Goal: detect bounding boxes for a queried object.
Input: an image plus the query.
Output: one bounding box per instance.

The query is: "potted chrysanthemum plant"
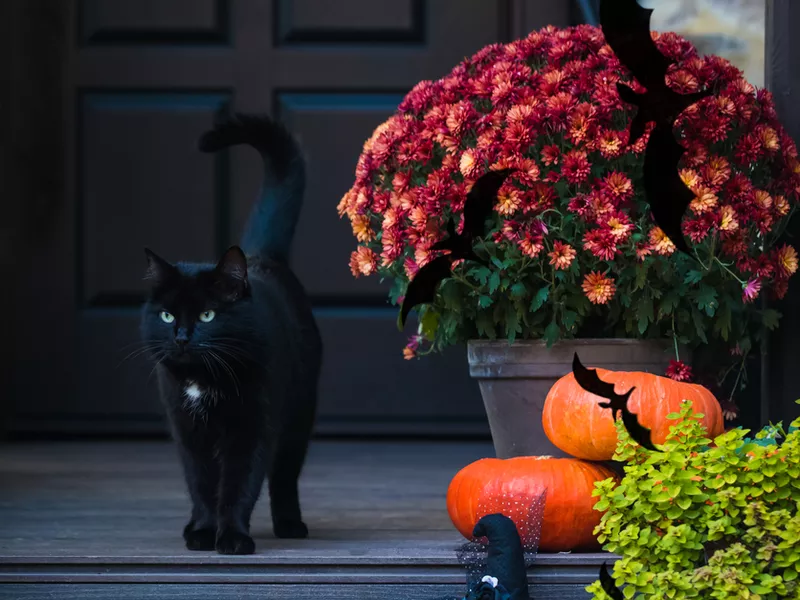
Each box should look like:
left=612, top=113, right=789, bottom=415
left=337, top=25, right=800, bottom=457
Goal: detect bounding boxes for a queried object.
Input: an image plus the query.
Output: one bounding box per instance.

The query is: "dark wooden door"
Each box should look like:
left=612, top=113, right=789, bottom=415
left=8, top=0, right=569, bottom=436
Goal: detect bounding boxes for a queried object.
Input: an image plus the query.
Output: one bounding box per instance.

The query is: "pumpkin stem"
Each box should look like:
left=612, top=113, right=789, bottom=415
left=472, top=513, right=530, bottom=600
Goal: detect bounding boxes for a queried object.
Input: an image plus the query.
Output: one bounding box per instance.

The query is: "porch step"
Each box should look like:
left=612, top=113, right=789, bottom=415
left=0, top=549, right=612, bottom=599
left=0, top=441, right=617, bottom=599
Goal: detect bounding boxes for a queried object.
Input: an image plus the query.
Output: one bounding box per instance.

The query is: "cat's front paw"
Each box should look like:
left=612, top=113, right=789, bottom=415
left=273, top=519, right=308, bottom=539
left=215, top=529, right=255, bottom=555
left=183, top=520, right=216, bottom=551
left=184, top=527, right=216, bottom=551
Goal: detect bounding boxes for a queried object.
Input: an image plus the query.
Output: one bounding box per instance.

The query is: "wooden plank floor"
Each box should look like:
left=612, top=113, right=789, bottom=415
left=0, top=441, right=609, bottom=599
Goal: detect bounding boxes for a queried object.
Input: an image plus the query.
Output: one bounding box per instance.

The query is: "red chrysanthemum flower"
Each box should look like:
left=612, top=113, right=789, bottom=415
left=666, top=360, right=693, bottom=382
left=562, top=150, right=591, bottom=184
left=583, top=228, right=618, bottom=261
left=596, top=129, right=624, bottom=158
left=601, top=172, right=634, bottom=204
left=540, top=145, right=560, bottom=166
left=734, top=133, right=763, bottom=166
left=339, top=23, right=800, bottom=368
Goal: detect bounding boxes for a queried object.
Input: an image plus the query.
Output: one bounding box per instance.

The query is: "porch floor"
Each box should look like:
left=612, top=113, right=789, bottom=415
left=0, top=440, right=608, bottom=599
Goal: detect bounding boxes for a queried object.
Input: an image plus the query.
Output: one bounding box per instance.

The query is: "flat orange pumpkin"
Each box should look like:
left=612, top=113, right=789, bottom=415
left=543, top=369, right=724, bottom=461
left=446, top=456, right=617, bottom=552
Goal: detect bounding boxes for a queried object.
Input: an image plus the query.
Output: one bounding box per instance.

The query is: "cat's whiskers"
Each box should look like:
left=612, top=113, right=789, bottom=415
left=207, top=349, right=241, bottom=398
left=117, top=341, right=164, bottom=369
left=208, top=344, right=253, bottom=367
left=146, top=350, right=169, bottom=384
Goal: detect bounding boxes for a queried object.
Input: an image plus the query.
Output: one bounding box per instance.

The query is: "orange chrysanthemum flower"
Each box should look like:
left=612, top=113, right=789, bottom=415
left=409, top=206, right=428, bottom=230
left=349, top=246, right=378, bottom=277
left=715, top=96, right=736, bottom=117
left=382, top=207, right=400, bottom=229
left=519, top=234, right=544, bottom=258
left=775, top=195, right=790, bottom=217
left=719, top=205, right=739, bottom=232
left=459, top=149, right=480, bottom=177
left=757, top=126, right=780, bottom=152
left=667, top=69, right=700, bottom=93
left=597, top=130, right=623, bottom=158
left=690, top=187, right=718, bottom=214
left=635, top=244, right=652, bottom=261
left=649, top=227, right=676, bottom=256
left=497, top=187, right=523, bottom=216
left=351, top=214, right=374, bottom=242
left=506, top=104, right=535, bottom=125
left=603, top=172, right=633, bottom=200
left=702, top=156, right=731, bottom=188
left=396, top=190, right=417, bottom=211
left=548, top=241, right=576, bottom=270
left=776, top=244, right=799, bottom=277
left=337, top=189, right=356, bottom=218
left=754, top=190, right=773, bottom=210
left=606, top=216, right=632, bottom=240
left=362, top=119, right=392, bottom=153
left=582, top=271, right=616, bottom=305
left=679, top=168, right=701, bottom=192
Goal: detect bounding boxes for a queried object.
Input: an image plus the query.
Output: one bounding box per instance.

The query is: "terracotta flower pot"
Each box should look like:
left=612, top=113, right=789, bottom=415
left=467, top=339, right=677, bottom=458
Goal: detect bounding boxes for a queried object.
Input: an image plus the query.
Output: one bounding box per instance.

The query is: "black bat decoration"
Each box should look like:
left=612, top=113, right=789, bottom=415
left=397, top=169, right=514, bottom=329
left=572, top=353, right=661, bottom=452
left=599, top=562, right=624, bottom=600
left=599, top=0, right=712, bottom=255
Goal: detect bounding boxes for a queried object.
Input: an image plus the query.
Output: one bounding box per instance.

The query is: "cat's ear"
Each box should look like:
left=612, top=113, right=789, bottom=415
left=213, top=246, right=248, bottom=300
left=144, top=248, right=177, bottom=285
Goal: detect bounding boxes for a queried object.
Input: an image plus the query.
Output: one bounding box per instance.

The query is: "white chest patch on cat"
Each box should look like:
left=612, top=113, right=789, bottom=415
left=183, top=381, right=205, bottom=403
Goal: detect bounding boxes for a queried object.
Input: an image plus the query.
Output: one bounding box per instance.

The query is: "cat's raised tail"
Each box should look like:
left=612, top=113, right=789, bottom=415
left=199, top=113, right=306, bottom=264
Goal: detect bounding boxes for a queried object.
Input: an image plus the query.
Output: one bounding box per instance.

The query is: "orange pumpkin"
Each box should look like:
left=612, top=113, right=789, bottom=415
left=447, top=456, right=618, bottom=552
left=543, top=369, right=724, bottom=461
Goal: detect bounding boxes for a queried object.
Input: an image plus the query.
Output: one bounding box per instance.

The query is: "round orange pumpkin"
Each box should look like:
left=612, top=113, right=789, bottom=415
left=543, top=369, right=724, bottom=461
left=447, top=456, right=617, bottom=552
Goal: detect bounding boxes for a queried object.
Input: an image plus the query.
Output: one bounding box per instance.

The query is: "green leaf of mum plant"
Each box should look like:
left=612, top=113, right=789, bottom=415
left=587, top=400, right=800, bottom=600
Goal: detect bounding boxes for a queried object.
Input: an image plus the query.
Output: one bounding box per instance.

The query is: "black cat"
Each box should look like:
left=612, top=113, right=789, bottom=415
left=140, top=114, right=322, bottom=555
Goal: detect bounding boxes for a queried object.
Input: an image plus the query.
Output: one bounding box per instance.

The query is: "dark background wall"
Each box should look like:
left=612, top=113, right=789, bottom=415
left=2, top=0, right=797, bottom=440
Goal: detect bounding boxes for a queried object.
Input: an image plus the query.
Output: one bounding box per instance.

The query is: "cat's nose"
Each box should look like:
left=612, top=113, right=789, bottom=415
left=174, top=330, right=190, bottom=350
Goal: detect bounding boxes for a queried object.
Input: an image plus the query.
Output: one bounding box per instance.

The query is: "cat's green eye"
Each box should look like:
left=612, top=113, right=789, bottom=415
left=199, top=310, right=216, bottom=323
left=160, top=311, right=175, bottom=324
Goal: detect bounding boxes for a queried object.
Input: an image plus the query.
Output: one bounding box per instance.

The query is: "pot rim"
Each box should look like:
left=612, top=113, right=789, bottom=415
left=467, top=338, right=672, bottom=347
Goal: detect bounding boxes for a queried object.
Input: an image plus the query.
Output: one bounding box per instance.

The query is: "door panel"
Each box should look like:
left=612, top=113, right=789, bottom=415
left=79, top=0, right=229, bottom=46
left=276, top=92, right=404, bottom=299
left=80, top=92, right=230, bottom=304
left=11, top=0, right=570, bottom=435
left=275, top=0, right=424, bottom=43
